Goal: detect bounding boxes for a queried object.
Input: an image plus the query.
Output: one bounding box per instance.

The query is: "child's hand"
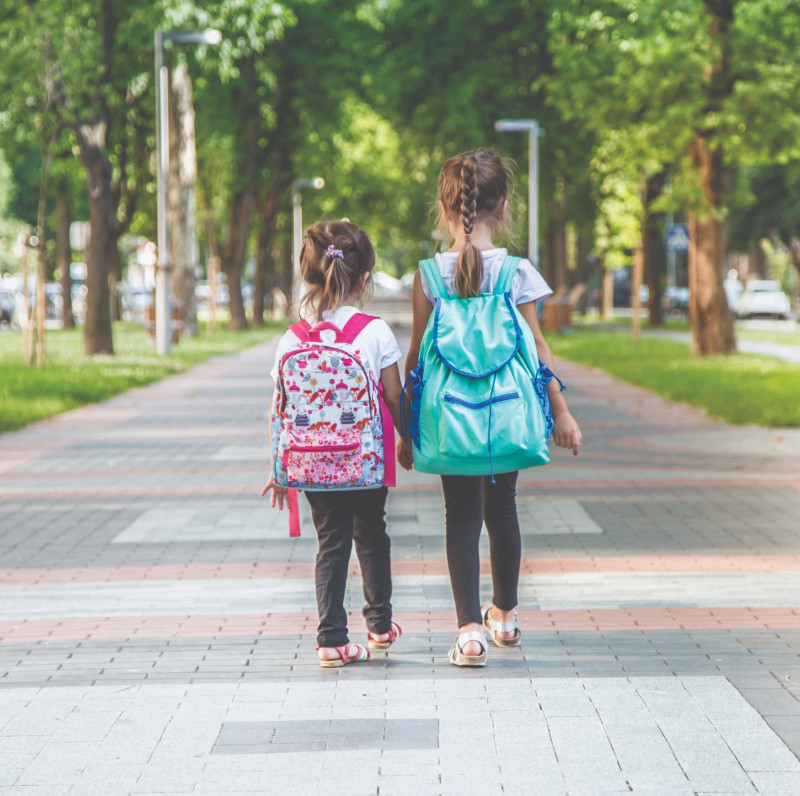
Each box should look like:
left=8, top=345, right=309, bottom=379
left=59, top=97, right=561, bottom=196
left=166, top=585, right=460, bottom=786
left=396, top=438, right=414, bottom=471
left=552, top=413, right=582, bottom=456
left=260, top=474, right=289, bottom=509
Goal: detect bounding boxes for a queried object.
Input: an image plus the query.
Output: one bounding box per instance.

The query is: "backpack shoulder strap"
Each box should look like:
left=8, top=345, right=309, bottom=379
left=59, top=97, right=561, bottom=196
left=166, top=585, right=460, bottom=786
left=341, top=313, right=378, bottom=343
left=494, top=255, right=521, bottom=295
left=419, top=258, right=450, bottom=300
left=288, top=320, right=312, bottom=341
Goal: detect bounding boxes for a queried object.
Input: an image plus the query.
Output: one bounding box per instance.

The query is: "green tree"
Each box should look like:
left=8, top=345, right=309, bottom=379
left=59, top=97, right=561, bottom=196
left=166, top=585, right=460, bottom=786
left=546, top=0, right=800, bottom=354
left=374, top=0, right=596, bottom=288
left=1, top=0, right=156, bottom=355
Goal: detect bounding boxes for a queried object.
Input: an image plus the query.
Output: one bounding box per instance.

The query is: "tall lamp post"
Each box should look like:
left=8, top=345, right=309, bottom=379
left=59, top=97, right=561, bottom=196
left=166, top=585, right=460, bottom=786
left=495, top=119, right=543, bottom=269
left=291, top=177, right=324, bottom=306
left=155, top=28, right=222, bottom=355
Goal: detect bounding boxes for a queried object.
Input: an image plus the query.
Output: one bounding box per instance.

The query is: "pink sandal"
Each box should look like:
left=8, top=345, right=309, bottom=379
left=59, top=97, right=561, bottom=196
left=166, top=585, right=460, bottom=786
left=317, top=642, right=370, bottom=668
left=367, top=621, right=402, bottom=651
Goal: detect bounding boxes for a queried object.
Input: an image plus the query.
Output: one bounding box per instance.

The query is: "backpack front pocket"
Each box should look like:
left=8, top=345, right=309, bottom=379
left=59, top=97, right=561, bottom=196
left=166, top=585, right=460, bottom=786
left=283, top=428, right=363, bottom=487
left=439, top=390, right=529, bottom=459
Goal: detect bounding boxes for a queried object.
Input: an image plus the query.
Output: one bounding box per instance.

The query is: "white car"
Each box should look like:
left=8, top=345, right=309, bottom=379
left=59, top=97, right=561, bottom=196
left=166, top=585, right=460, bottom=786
left=735, top=280, right=791, bottom=320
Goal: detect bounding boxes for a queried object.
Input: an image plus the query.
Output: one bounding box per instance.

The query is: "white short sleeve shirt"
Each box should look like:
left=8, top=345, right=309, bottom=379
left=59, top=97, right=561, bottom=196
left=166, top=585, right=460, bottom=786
left=269, top=305, right=402, bottom=385
left=419, top=248, right=552, bottom=305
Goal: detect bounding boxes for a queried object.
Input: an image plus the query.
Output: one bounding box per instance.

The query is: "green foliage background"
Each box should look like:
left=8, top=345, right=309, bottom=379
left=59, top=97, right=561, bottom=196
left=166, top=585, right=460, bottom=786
left=1, top=0, right=799, bottom=288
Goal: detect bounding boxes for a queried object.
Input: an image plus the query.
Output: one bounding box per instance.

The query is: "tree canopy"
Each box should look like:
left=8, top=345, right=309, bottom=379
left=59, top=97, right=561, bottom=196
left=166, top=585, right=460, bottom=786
left=2, top=0, right=800, bottom=355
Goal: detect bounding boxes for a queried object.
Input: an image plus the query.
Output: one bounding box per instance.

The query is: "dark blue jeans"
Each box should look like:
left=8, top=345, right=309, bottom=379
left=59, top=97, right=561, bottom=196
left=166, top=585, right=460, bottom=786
left=305, top=487, right=393, bottom=648
left=441, top=472, right=521, bottom=627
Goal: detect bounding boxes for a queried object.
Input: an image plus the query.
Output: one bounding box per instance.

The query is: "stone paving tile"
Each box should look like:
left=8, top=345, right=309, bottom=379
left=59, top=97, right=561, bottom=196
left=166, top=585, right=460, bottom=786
left=1, top=325, right=799, bottom=792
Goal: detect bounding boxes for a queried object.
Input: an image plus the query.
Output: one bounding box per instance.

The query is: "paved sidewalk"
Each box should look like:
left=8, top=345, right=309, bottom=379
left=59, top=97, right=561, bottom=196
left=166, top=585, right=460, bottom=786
left=639, top=326, right=800, bottom=364
left=1, top=318, right=799, bottom=795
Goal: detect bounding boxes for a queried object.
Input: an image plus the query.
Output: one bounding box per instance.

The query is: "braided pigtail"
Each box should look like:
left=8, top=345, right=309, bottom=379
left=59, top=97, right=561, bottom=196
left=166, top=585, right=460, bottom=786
left=454, top=155, right=483, bottom=298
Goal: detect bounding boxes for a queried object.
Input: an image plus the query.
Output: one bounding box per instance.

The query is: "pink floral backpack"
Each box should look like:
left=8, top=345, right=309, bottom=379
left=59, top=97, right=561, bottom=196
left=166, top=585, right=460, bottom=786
left=270, top=314, right=396, bottom=535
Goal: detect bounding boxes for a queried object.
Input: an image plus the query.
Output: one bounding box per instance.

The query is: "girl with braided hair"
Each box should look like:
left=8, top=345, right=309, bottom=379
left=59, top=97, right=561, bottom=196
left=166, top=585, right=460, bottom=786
left=262, top=220, right=404, bottom=667
left=399, top=150, right=582, bottom=666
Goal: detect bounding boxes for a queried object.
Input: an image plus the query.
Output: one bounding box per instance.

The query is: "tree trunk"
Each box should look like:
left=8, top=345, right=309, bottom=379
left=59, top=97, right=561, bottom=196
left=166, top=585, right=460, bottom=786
left=169, top=63, right=199, bottom=337
left=220, top=56, right=258, bottom=331
left=644, top=218, right=666, bottom=327
left=108, top=241, right=122, bottom=323
left=632, top=243, right=644, bottom=342
left=687, top=139, right=736, bottom=355
left=80, top=127, right=115, bottom=355
left=544, top=185, right=569, bottom=290
left=575, top=230, right=590, bottom=286
left=253, top=228, right=273, bottom=325
left=601, top=265, right=613, bottom=320
left=222, top=191, right=251, bottom=330
left=643, top=172, right=667, bottom=327
left=687, top=0, right=737, bottom=355
left=751, top=242, right=769, bottom=278
left=253, top=177, right=286, bottom=325
left=281, top=237, right=293, bottom=311
left=56, top=191, right=74, bottom=329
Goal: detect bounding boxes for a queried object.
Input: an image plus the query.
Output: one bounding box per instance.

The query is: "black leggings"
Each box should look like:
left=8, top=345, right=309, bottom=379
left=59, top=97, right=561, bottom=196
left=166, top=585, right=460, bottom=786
left=304, top=487, right=393, bottom=648
left=441, top=472, right=521, bottom=627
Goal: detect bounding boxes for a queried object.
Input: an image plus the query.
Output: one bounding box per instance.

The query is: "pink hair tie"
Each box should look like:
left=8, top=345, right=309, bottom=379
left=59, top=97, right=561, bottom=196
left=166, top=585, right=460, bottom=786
left=327, top=245, right=344, bottom=260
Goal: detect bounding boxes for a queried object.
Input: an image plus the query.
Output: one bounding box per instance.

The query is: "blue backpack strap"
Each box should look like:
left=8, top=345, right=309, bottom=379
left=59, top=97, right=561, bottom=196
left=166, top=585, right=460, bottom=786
left=494, top=255, right=521, bottom=296
left=419, top=258, right=450, bottom=299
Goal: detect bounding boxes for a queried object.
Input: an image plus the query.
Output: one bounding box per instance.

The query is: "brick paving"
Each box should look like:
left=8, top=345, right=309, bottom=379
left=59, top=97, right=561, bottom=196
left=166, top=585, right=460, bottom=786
left=0, top=314, right=799, bottom=794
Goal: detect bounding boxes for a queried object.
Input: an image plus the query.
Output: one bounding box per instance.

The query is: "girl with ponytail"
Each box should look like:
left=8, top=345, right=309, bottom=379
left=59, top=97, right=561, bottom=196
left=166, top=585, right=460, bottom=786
left=400, top=150, right=582, bottom=667
left=263, top=220, right=405, bottom=667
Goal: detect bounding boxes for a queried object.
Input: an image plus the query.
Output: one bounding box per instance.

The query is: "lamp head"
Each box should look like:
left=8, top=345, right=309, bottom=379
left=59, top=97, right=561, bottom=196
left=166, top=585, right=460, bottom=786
left=163, top=29, right=223, bottom=46
left=495, top=119, right=540, bottom=132
left=292, top=178, right=325, bottom=191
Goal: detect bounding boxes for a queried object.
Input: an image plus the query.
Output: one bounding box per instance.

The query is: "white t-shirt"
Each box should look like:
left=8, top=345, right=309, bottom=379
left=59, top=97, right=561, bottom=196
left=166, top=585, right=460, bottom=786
left=269, top=305, right=402, bottom=385
left=420, top=248, right=552, bottom=305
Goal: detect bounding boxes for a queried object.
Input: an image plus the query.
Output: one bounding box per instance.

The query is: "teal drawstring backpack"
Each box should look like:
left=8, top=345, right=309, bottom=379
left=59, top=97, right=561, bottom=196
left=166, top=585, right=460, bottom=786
left=401, top=255, right=563, bottom=480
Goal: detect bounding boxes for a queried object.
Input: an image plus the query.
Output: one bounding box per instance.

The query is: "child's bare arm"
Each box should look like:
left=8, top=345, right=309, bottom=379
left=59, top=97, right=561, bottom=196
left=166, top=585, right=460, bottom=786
left=261, top=388, right=290, bottom=507
left=380, top=363, right=403, bottom=433
left=516, top=301, right=582, bottom=456
left=404, top=270, right=434, bottom=381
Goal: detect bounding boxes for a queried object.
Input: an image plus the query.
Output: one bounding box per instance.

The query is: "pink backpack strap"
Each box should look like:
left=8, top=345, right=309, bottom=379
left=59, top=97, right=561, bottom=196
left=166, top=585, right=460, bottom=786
left=341, top=313, right=378, bottom=343
left=288, top=320, right=312, bottom=341
left=340, top=312, right=396, bottom=487
left=287, top=489, right=301, bottom=538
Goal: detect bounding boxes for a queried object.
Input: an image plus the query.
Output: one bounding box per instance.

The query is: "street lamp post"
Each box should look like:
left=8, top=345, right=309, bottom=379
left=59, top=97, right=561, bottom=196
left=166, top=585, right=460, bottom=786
left=291, top=178, right=324, bottom=306
left=495, top=119, right=543, bottom=269
left=154, top=28, right=222, bottom=355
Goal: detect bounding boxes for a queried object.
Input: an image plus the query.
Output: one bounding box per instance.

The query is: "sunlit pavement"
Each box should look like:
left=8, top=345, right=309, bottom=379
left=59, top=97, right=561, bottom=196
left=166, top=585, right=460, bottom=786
left=0, top=311, right=799, bottom=794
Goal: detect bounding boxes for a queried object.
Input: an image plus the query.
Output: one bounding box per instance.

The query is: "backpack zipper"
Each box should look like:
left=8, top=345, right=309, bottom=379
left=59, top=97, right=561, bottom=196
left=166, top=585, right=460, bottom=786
left=289, top=443, right=359, bottom=453
left=279, top=343, right=374, bottom=412
left=443, top=391, right=519, bottom=409
left=282, top=442, right=359, bottom=468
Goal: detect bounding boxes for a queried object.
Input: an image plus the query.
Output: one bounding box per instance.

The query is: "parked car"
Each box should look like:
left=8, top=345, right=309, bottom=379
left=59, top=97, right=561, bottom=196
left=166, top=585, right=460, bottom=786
left=735, top=280, right=791, bottom=320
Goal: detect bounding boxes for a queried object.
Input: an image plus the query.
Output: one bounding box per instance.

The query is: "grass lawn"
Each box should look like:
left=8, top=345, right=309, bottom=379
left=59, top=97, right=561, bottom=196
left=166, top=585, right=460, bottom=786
left=548, top=327, right=800, bottom=428
left=0, top=321, right=282, bottom=434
